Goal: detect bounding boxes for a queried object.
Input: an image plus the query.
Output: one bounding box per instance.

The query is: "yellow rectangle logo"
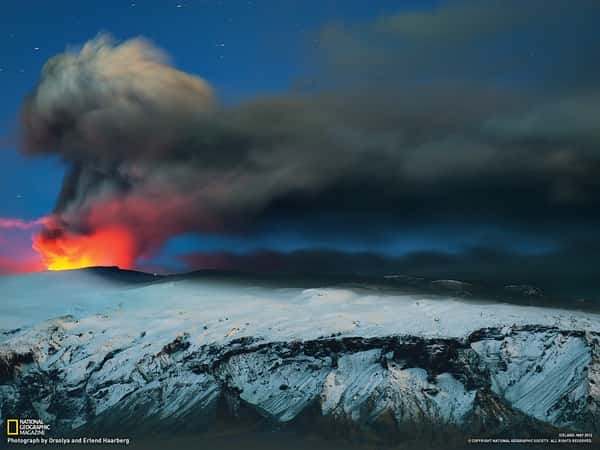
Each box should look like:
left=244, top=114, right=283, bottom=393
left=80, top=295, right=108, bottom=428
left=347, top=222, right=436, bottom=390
left=7, top=419, right=19, bottom=436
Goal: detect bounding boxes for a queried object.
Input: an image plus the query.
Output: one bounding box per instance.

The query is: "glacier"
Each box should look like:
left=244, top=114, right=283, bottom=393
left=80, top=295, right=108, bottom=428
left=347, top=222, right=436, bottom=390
left=1, top=268, right=599, bottom=446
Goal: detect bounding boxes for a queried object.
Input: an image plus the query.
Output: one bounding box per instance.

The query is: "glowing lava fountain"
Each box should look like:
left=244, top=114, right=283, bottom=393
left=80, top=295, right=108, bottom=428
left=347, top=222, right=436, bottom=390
left=33, top=226, right=136, bottom=271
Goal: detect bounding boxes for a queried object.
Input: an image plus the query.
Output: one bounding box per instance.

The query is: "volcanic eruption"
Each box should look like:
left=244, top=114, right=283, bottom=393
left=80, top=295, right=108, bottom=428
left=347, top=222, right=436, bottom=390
left=4, top=21, right=600, bottom=274
left=32, top=225, right=135, bottom=271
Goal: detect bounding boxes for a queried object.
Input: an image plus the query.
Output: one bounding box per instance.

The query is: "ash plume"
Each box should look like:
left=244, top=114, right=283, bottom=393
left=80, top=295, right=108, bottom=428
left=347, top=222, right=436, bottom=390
left=19, top=0, right=600, bottom=266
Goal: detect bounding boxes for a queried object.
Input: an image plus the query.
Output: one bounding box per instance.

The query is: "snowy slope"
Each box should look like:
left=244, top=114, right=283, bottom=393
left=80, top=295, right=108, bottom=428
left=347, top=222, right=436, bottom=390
left=1, top=269, right=599, bottom=443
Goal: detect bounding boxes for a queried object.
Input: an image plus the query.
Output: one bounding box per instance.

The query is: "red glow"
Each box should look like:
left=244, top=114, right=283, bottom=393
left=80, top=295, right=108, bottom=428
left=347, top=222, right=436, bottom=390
left=33, top=226, right=136, bottom=271
left=0, top=256, right=45, bottom=275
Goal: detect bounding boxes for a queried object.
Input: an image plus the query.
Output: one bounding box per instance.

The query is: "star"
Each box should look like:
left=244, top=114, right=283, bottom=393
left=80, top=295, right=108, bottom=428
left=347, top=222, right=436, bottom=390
left=34, top=47, right=40, bottom=51
left=216, top=43, right=225, bottom=47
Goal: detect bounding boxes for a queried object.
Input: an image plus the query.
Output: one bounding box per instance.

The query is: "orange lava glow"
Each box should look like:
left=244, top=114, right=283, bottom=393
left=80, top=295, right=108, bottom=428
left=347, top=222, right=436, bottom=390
left=33, top=226, right=136, bottom=271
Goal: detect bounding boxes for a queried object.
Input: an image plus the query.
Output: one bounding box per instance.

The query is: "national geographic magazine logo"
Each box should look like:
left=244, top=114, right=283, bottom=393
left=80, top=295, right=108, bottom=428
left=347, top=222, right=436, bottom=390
left=7, top=419, right=19, bottom=436
left=5, top=419, right=50, bottom=437
left=5, top=418, right=131, bottom=446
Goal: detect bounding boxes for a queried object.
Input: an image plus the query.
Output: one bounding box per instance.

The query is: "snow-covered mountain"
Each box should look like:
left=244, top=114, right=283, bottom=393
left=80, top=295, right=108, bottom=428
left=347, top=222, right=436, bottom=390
left=1, top=268, right=599, bottom=447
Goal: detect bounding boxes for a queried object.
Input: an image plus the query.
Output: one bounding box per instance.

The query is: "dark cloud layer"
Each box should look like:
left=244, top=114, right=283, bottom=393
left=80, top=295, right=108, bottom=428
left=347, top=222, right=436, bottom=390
left=20, top=1, right=600, bottom=267
left=180, top=242, right=600, bottom=302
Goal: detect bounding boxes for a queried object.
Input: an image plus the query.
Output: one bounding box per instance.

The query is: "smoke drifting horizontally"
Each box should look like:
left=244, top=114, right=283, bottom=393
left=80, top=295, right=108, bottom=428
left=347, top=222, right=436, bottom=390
left=16, top=0, right=600, bottom=271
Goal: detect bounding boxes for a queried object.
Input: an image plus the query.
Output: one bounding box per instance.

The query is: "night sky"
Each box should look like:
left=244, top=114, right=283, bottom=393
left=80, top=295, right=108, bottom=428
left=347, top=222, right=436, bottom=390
left=1, top=0, right=599, bottom=294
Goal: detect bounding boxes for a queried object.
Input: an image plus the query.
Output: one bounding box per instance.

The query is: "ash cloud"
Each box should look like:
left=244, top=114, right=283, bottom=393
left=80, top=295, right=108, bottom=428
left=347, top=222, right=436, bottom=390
left=20, top=0, right=600, bottom=263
